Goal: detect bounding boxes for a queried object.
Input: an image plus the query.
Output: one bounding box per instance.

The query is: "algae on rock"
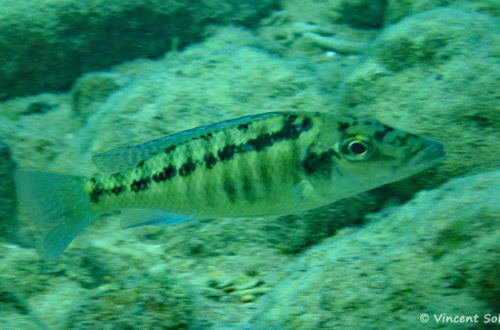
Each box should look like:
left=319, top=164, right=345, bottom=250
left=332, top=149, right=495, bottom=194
left=250, top=170, right=500, bottom=328
left=385, top=0, right=500, bottom=24
left=0, top=0, right=277, bottom=100
left=67, top=272, right=193, bottom=329
left=0, top=140, right=16, bottom=241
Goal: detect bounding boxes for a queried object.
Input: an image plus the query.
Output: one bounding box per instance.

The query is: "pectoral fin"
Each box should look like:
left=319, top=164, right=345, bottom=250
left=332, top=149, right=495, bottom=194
left=118, top=208, right=199, bottom=229
left=294, top=178, right=317, bottom=201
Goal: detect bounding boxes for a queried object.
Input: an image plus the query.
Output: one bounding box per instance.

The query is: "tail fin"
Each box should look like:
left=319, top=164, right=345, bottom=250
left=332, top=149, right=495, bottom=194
left=15, top=169, right=97, bottom=259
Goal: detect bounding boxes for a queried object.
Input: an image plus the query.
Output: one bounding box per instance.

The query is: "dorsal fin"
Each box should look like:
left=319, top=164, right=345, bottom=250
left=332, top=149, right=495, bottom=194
left=91, top=112, right=281, bottom=173
left=92, top=135, right=175, bottom=173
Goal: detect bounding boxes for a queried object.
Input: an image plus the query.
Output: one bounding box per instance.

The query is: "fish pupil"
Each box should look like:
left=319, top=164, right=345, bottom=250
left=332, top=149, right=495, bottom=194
left=349, top=141, right=367, bottom=155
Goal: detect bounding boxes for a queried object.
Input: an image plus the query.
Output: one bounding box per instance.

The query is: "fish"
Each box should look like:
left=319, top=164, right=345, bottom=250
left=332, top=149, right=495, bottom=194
left=16, top=111, right=445, bottom=259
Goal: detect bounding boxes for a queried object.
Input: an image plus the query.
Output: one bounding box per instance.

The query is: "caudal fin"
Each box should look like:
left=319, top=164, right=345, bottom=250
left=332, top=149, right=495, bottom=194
left=15, top=169, right=97, bottom=259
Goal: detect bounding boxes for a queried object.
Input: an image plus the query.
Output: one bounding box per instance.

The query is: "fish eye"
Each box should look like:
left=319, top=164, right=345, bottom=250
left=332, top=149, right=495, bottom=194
left=341, top=137, right=372, bottom=161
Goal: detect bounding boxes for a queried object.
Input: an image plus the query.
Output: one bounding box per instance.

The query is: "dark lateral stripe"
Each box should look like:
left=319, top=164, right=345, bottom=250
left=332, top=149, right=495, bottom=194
left=164, top=145, right=176, bottom=153
left=152, top=165, right=176, bottom=182
left=131, top=177, right=151, bottom=192
left=204, top=153, right=217, bottom=169
left=211, top=114, right=313, bottom=165
left=112, top=186, right=125, bottom=195
left=90, top=187, right=104, bottom=203
left=179, top=157, right=196, bottom=176
left=218, top=144, right=238, bottom=161
left=89, top=182, right=126, bottom=203
left=237, top=123, right=249, bottom=130
left=90, top=114, right=314, bottom=203
left=176, top=114, right=313, bottom=179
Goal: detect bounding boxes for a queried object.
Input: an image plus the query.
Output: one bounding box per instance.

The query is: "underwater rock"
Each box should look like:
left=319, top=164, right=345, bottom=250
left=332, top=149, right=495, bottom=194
left=385, top=0, right=500, bottom=24
left=250, top=170, right=500, bottom=328
left=338, top=8, right=500, bottom=189
left=0, top=93, right=78, bottom=171
left=266, top=189, right=383, bottom=253
left=0, top=275, right=43, bottom=329
left=67, top=272, right=193, bottom=329
left=0, top=0, right=277, bottom=100
left=71, top=72, right=130, bottom=122
left=271, top=0, right=386, bottom=30
left=335, top=0, right=387, bottom=29
left=258, top=0, right=379, bottom=58
left=0, top=140, right=16, bottom=241
left=0, top=240, right=193, bottom=329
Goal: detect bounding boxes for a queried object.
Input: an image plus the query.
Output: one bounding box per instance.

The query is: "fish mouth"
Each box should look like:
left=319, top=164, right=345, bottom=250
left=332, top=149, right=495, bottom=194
left=408, top=139, right=446, bottom=170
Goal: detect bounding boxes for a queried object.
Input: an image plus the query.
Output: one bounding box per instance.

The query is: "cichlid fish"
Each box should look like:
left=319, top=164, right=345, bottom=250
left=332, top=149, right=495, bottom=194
left=16, top=111, right=445, bottom=259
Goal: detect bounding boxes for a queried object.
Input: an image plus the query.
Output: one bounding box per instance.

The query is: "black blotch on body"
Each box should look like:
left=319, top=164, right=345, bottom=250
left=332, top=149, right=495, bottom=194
left=241, top=173, right=256, bottom=202
left=90, top=187, right=104, bottom=203
left=237, top=123, right=249, bottom=131
left=338, top=122, right=350, bottom=131
left=395, top=133, right=410, bottom=146
left=223, top=177, right=237, bottom=203
left=247, top=133, right=273, bottom=152
left=374, top=125, right=394, bottom=142
left=137, top=160, right=144, bottom=168
left=204, top=153, right=217, bottom=169
left=393, top=132, right=418, bottom=146
left=164, top=145, right=176, bottom=153
left=90, top=177, right=126, bottom=203
left=302, top=117, right=312, bottom=130
left=218, top=144, right=239, bottom=161
left=89, top=178, right=105, bottom=203
left=179, top=158, right=196, bottom=177
left=112, top=186, right=125, bottom=195
left=131, top=177, right=151, bottom=192
left=152, top=165, right=177, bottom=182
left=302, top=149, right=336, bottom=177
left=259, top=162, right=272, bottom=192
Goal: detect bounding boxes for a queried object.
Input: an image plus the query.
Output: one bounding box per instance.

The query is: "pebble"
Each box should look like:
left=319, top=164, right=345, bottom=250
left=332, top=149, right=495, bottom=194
left=234, top=278, right=263, bottom=291
left=239, top=294, right=256, bottom=303
left=234, top=287, right=273, bottom=296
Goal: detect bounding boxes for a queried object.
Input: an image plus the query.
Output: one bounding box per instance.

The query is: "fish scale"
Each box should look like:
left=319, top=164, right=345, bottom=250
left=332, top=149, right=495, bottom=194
left=16, top=111, right=445, bottom=258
